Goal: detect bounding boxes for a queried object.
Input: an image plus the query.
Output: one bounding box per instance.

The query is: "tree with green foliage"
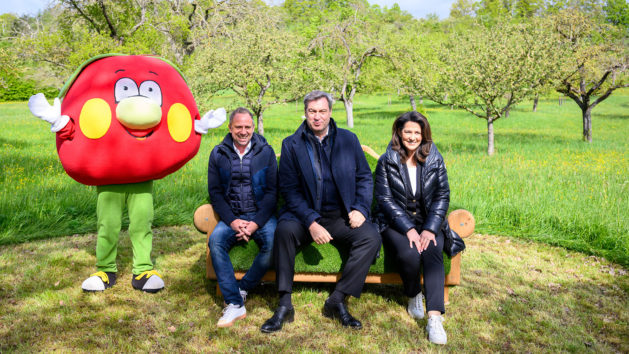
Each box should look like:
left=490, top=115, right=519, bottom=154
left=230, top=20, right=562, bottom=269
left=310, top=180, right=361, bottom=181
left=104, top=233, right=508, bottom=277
left=553, top=8, right=628, bottom=142
left=188, top=3, right=303, bottom=135
left=386, top=20, right=444, bottom=111
left=307, top=1, right=386, bottom=128
left=476, top=0, right=513, bottom=20
left=514, top=0, right=545, bottom=17
left=422, top=19, right=565, bottom=155
left=450, top=0, right=479, bottom=18
left=0, top=48, right=17, bottom=90
left=603, top=0, right=629, bottom=28
left=19, top=0, right=165, bottom=79
left=18, top=0, right=234, bottom=80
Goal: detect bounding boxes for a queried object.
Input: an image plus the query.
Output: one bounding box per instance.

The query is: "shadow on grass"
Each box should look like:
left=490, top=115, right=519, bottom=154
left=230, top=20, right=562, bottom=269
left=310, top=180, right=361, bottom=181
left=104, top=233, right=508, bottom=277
left=0, top=151, right=60, bottom=177
left=440, top=139, right=487, bottom=154
left=0, top=137, right=32, bottom=150
left=0, top=226, right=216, bottom=350
left=596, top=112, right=629, bottom=120
left=439, top=130, right=578, bottom=154
left=0, top=227, right=203, bottom=299
left=356, top=110, right=407, bottom=121
left=2, top=229, right=628, bottom=351
left=499, top=131, right=576, bottom=145
left=460, top=243, right=628, bottom=352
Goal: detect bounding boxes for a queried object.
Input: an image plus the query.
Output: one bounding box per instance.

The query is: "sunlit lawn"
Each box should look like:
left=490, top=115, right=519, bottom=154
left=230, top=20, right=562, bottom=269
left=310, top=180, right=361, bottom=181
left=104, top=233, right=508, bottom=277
left=0, top=90, right=628, bottom=351
left=1, top=90, right=627, bottom=265
left=0, top=226, right=627, bottom=352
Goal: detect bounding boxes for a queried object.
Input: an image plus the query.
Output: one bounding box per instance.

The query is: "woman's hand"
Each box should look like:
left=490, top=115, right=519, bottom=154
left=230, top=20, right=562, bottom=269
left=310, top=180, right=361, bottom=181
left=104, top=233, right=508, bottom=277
left=406, top=228, right=422, bottom=254
left=418, top=230, right=437, bottom=252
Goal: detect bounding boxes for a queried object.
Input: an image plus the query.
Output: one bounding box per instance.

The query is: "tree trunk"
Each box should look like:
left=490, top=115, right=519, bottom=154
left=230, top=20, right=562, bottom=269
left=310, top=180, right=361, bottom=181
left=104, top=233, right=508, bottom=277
left=582, top=106, right=592, bottom=143
left=504, top=107, right=510, bottom=118
left=257, top=112, right=264, bottom=136
left=487, top=118, right=495, bottom=155
left=410, top=95, right=417, bottom=111
left=419, top=96, right=423, bottom=104
left=533, top=95, right=539, bottom=112
left=344, top=99, right=354, bottom=128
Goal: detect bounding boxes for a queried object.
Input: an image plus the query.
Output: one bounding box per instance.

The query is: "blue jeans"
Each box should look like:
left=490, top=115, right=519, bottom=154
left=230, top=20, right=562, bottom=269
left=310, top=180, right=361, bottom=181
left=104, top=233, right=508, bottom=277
left=208, top=213, right=276, bottom=306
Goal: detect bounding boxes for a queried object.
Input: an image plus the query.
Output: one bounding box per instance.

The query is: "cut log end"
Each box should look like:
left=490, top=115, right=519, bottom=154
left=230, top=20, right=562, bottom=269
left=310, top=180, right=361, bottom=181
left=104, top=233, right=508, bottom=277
left=447, top=209, right=475, bottom=238
left=193, top=204, right=218, bottom=234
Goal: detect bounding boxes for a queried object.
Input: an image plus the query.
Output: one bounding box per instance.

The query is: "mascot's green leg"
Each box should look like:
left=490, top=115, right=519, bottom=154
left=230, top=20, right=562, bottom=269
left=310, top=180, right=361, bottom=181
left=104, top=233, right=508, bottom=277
left=95, top=185, right=125, bottom=273
left=124, top=181, right=164, bottom=293
left=82, top=184, right=126, bottom=291
left=86, top=181, right=163, bottom=293
left=126, top=180, right=154, bottom=275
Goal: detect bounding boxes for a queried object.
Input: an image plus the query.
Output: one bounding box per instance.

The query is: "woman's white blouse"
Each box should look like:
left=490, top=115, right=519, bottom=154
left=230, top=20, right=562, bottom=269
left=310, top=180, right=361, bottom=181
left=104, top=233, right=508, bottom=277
left=408, top=166, right=417, bottom=195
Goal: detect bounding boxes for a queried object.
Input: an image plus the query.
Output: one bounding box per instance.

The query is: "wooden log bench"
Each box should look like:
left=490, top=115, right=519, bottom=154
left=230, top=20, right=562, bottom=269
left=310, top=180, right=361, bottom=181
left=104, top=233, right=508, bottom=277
left=193, top=146, right=474, bottom=304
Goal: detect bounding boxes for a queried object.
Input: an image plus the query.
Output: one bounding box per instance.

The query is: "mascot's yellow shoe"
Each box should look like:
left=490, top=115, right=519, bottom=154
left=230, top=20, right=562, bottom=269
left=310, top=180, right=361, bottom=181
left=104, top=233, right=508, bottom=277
left=82, top=271, right=117, bottom=292
left=131, top=270, right=165, bottom=293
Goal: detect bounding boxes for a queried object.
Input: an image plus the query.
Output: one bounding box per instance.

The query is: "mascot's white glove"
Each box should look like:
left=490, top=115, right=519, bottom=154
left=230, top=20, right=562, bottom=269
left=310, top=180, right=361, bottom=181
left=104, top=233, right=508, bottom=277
left=28, top=93, right=70, bottom=132
left=195, top=107, right=226, bottom=134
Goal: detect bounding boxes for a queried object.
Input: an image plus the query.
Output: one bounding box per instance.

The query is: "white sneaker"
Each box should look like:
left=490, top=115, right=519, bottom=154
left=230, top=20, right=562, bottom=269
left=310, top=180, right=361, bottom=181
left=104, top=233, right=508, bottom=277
left=217, top=304, right=246, bottom=328
left=407, top=292, right=425, bottom=319
left=426, top=315, right=447, bottom=345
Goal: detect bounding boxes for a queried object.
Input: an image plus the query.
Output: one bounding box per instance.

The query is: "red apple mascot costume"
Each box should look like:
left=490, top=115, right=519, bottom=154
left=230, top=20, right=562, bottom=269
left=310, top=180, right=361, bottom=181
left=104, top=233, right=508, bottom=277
left=28, top=54, right=225, bottom=293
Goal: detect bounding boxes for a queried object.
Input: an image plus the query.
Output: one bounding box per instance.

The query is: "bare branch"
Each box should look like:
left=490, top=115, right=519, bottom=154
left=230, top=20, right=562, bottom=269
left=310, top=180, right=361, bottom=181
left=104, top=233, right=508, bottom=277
left=256, top=74, right=272, bottom=106
left=66, top=0, right=101, bottom=34
left=591, top=83, right=629, bottom=108
left=97, top=0, right=120, bottom=42
left=128, top=4, right=147, bottom=36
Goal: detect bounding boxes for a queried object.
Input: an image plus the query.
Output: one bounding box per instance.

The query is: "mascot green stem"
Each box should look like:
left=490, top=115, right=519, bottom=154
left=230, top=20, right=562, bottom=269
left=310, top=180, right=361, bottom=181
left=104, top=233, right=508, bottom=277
left=95, top=181, right=154, bottom=275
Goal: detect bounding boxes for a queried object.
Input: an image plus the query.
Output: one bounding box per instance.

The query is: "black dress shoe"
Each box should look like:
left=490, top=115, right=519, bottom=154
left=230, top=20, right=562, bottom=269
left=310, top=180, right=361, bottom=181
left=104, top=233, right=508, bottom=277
left=260, top=306, right=295, bottom=333
left=323, top=301, right=362, bottom=329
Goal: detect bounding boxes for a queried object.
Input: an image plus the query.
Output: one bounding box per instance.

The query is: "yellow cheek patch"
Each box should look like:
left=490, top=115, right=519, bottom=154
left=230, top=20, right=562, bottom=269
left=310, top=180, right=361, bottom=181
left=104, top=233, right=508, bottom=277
left=167, top=103, right=192, bottom=143
left=79, top=98, right=111, bottom=139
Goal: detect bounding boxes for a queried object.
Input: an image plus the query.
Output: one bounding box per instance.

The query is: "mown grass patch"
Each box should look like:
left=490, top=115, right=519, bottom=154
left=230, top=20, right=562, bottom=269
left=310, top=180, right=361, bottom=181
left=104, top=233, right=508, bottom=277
left=1, top=91, right=628, bottom=265
left=0, top=226, right=627, bottom=351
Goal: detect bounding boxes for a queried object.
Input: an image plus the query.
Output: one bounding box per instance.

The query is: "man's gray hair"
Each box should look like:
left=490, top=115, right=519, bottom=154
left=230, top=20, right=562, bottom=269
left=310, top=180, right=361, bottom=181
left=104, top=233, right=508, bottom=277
left=229, top=107, right=254, bottom=125
left=303, top=90, right=333, bottom=112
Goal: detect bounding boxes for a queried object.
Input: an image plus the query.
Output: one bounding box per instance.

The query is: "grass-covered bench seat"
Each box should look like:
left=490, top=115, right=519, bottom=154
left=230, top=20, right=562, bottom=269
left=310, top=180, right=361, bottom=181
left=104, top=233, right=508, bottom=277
left=194, top=146, right=475, bottom=304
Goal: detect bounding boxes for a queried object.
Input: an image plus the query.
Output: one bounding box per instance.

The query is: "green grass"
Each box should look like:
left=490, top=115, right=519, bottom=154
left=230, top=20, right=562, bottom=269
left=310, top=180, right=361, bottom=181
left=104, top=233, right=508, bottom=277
left=0, top=226, right=627, bottom=351
left=1, top=90, right=628, bottom=265
left=1, top=92, right=628, bottom=350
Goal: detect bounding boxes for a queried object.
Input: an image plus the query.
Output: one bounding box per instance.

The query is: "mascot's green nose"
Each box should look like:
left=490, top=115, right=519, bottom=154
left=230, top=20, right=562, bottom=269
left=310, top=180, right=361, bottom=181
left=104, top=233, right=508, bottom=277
left=116, top=96, right=162, bottom=129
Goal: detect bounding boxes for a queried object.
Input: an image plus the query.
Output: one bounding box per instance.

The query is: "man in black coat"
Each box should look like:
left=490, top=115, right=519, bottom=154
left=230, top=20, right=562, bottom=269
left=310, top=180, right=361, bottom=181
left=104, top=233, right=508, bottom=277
left=260, top=91, right=381, bottom=333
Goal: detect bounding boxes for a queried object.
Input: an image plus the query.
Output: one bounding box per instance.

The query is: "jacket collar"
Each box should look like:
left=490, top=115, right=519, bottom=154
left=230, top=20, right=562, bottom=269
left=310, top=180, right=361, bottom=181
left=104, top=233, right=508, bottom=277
left=297, top=118, right=338, bottom=141
left=219, top=133, right=267, bottom=155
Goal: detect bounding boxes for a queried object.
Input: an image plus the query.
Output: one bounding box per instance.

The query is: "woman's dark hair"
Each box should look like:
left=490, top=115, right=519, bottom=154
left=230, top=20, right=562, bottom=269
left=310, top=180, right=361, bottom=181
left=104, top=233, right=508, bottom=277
left=390, top=111, right=432, bottom=163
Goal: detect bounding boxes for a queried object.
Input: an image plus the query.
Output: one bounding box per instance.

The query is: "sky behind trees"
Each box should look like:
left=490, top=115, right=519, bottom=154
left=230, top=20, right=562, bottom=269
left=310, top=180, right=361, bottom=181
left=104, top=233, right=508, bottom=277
left=1, top=0, right=456, bottom=19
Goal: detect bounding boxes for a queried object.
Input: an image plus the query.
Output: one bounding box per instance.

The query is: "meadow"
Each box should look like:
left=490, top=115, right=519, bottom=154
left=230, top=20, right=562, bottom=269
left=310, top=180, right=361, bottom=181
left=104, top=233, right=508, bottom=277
left=1, top=92, right=628, bottom=352
left=1, top=91, right=628, bottom=265
left=1, top=226, right=627, bottom=351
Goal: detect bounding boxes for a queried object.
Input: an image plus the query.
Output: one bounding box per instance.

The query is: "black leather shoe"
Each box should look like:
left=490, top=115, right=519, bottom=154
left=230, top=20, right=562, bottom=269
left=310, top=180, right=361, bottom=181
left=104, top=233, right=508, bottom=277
left=323, top=301, right=362, bottom=329
left=260, top=306, right=295, bottom=333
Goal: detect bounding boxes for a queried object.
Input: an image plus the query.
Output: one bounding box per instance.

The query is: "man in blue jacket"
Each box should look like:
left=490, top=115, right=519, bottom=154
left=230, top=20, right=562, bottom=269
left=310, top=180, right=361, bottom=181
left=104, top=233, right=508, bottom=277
left=261, top=91, right=381, bottom=333
left=207, top=107, right=278, bottom=328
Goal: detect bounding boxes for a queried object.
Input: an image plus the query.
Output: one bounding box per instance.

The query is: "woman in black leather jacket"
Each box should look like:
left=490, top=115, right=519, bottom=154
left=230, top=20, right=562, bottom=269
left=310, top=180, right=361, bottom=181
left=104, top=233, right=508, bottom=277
left=375, top=111, right=449, bottom=345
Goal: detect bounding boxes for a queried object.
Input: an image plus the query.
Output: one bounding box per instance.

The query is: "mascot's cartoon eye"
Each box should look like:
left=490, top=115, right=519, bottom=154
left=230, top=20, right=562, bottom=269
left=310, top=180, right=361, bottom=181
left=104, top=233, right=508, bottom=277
left=139, top=80, right=162, bottom=107
left=115, top=78, right=139, bottom=103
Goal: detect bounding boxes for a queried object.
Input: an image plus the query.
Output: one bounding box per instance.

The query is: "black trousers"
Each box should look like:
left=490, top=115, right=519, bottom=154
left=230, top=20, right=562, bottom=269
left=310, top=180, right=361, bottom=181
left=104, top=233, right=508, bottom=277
left=382, top=226, right=445, bottom=314
left=274, top=211, right=381, bottom=298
